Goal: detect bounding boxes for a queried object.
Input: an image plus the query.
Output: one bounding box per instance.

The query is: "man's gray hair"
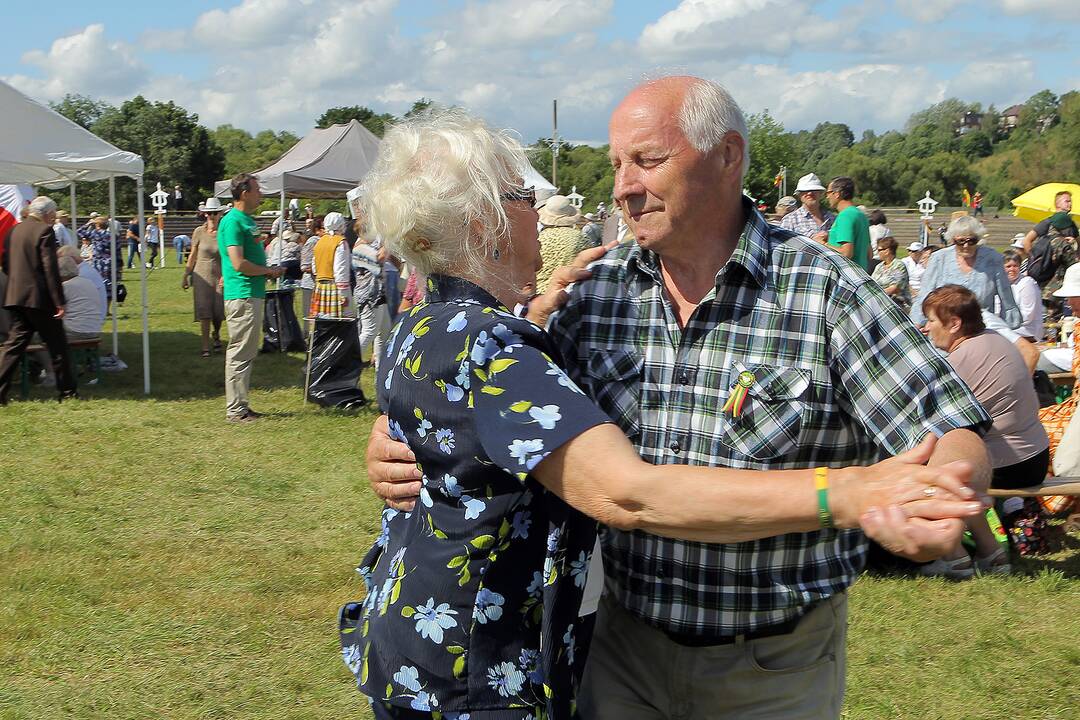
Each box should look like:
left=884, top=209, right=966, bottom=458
left=58, top=256, right=79, bottom=280
left=943, top=215, right=987, bottom=243
left=678, top=79, right=750, bottom=182
left=359, top=106, right=529, bottom=277
left=28, top=195, right=58, bottom=218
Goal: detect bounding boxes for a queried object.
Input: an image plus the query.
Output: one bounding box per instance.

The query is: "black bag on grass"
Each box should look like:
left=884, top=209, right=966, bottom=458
left=261, top=290, right=305, bottom=353
left=306, top=319, right=366, bottom=409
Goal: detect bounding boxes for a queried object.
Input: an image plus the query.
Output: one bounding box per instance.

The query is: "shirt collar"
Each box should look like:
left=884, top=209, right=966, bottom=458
left=426, top=273, right=506, bottom=310
left=626, top=196, right=771, bottom=290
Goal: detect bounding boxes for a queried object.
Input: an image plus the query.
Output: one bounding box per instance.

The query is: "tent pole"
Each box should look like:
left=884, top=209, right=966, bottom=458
left=69, top=182, right=77, bottom=238
left=108, top=176, right=118, bottom=357
left=137, top=176, right=150, bottom=394
left=279, top=187, right=286, bottom=352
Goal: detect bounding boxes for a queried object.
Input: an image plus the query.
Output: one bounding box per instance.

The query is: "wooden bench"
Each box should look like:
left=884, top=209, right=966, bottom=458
left=1046, top=372, right=1075, bottom=388
left=990, top=477, right=1080, bottom=533
left=988, top=477, right=1080, bottom=498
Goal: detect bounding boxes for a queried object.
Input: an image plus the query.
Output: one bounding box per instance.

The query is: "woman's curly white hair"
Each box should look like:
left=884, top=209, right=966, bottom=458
left=359, top=106, right=529, bottom=277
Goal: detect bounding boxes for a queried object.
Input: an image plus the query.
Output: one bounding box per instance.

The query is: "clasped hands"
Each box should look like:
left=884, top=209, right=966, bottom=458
left=827, top=435, right=984, bottom=561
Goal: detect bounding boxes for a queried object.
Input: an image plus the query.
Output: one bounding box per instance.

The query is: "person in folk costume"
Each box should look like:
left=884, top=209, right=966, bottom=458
left=309, top=212, right=355, bottom=319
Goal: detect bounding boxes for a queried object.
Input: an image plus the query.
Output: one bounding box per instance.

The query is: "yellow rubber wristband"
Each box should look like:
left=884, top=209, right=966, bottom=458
left=815, top=467, right=833, bottom=529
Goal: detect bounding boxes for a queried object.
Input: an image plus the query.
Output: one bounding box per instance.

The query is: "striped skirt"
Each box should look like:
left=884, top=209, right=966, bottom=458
left=310, top=278, right=352, bottom=319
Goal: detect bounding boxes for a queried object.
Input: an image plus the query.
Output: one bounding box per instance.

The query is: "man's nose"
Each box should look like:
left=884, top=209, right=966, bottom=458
left=613, top=165, right=644, bottom=202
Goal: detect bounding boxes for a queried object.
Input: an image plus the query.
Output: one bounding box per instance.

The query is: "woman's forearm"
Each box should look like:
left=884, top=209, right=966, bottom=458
left=535, top=424, right=836, bottom=543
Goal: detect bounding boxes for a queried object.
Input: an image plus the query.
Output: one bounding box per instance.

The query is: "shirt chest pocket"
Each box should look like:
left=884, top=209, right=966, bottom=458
left=584, top=348, right=642, bottom=439
left=717, top=363, right=811, bottom=461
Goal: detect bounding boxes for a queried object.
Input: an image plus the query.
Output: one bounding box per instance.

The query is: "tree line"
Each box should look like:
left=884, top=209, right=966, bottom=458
left=48, top=88, right=1079, bottom=217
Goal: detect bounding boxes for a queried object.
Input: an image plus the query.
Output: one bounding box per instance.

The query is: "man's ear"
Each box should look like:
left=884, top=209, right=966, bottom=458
left=719, top=130, right=745, bottom=176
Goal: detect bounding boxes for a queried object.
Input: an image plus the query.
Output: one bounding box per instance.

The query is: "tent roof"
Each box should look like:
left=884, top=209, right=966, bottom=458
left=523, top=164, right=555, bottom=192
left=215, top=120, right=381, bottom=199
left=0, top=80, right=144, bottom=185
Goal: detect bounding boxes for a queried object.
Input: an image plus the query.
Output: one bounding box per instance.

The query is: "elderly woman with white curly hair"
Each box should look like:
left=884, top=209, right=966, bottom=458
left=337, top=108, right=983, bottom=720
left=909, top=214, right=1035, bottom=367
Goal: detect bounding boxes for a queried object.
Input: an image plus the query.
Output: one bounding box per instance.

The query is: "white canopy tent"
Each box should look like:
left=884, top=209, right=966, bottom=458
left=0, top=79, right=151, bottom=393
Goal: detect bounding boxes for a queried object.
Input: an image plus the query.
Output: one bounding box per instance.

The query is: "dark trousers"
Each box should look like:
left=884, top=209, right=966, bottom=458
left=0, top=307, right=77, bottom=402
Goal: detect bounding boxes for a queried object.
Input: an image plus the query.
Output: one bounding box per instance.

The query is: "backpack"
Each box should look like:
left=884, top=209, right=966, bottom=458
left=1026, top=232, right=1059, bottom=285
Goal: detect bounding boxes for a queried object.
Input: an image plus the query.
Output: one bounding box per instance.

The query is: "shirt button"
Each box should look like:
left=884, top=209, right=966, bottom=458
left=678, top=371, right=689, bottom=385
left=670, top=440, right=681, bottom=454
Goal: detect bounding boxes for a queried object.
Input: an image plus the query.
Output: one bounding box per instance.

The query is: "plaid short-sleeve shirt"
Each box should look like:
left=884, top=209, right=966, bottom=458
left=548, top=199, right=990, bottom=638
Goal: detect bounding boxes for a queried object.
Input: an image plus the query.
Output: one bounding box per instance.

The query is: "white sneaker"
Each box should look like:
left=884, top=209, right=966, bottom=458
left=918, top=554, right=975, bottom=580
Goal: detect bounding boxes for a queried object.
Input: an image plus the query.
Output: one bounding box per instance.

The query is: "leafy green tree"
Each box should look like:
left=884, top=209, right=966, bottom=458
left=956, top=130, right=993, bottom=159
left=91, top=96, right=226, bottom=213
left=210, top=125, right=299, bottom=176
left=802, top=122, right=854, bottom=168
left=404, top=98, right=435, bottom=118
left=50, top=94, right=112, bottom=130
left=1017, top=89, right=1059, bottom=136
left=316, top=105, right=395, bottom=137
left=745, top=111, right=799, bottom=201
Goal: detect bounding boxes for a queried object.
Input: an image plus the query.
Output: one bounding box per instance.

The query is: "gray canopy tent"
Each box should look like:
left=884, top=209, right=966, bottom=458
left=214, top=120, right=381, bottom=224
left=0, top=79, right=152, bottom=393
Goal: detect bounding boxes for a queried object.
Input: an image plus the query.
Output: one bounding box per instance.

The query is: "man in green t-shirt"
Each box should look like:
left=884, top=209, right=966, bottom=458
left=826, top=176, right=872, bottom=271
left=218, top=173, right=284, bottom=422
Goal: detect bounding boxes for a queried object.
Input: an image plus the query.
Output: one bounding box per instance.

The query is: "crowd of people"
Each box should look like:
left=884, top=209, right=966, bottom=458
left=2, top=72, right=1078, bottom=720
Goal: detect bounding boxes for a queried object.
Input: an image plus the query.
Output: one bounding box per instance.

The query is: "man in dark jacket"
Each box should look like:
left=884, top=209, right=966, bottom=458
left=0, top=195, right=77, bottom=403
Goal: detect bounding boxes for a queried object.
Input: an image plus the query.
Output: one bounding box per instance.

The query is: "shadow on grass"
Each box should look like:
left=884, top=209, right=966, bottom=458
left=1020, top=531, right=1080, bottom=578
left=18, top=329, right=376, bottom=404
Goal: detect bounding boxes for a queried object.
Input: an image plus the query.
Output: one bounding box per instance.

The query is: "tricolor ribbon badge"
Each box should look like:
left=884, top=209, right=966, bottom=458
left=722, top=370, right=755, bottom=418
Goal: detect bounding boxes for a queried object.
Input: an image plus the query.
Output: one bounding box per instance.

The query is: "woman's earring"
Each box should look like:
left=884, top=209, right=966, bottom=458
left=492, top=247, right=501, bottom=261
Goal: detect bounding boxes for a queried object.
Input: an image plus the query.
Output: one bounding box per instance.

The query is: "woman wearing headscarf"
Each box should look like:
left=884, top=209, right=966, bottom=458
left=309, top=211, right=354, bottom=319
left=182, top=198, right=226, bottom=356
left=338, top=107, right=981, bottom=720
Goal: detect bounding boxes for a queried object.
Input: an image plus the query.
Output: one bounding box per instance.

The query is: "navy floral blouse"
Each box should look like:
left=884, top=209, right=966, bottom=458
left=340, top=275, right=610, bottom=719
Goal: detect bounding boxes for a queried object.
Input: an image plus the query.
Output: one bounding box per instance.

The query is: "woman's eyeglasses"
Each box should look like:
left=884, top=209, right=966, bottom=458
left=953, top=237, right=979, bottom=247
left=500, top=187, right=536, bottom=205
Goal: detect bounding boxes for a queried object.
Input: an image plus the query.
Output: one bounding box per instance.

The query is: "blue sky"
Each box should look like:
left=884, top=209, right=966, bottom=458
left=3, top=1, right=1078, bottom=145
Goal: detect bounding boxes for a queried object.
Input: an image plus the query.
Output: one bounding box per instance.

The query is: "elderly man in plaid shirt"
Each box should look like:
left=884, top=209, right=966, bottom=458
left=366, top=76, right=992, bottom=719
left=780, top=172, right=835, bottom=243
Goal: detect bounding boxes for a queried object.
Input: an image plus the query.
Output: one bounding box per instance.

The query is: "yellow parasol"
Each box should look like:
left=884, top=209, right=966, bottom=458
left=1010, top=182, right=1080, bottom=224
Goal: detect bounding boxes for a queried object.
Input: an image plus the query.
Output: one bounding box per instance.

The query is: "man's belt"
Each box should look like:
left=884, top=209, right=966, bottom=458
left=660, top=609, right=807, bottom=647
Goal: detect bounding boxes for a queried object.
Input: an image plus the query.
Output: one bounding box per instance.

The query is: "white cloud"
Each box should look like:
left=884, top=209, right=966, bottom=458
left=448, top=0, right=613, bottom=49
left=5, top=24, right=148, bottom=102
left=190, top=0, right=312, bottom=49
left=714, top=63, right=947, bottom=133
left=895, top=0, right=970, bottom=23
left=638, top=0, right=861, bottom=59
left=998, top=0, right=1077, bottom=14
left=944, top=58, right=1038, bottom=108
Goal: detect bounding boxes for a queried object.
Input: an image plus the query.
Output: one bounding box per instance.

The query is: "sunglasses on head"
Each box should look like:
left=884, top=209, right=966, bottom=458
left=500, top=186, right=536, bottom=205
left=953, top=236, right=979, bottom=247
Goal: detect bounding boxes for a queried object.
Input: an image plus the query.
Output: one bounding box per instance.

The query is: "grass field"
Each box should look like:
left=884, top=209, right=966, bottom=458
left=1, top=263, right=1078, bottom=720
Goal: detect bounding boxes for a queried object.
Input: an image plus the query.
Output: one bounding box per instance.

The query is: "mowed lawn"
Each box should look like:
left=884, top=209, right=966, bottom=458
left=1, top=264, right=1078, bottom=720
